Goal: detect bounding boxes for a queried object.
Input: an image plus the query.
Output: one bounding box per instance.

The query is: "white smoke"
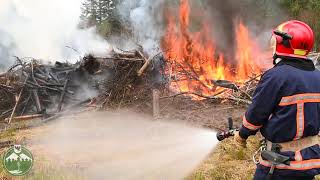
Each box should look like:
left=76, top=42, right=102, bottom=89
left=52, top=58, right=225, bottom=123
left=117, top=0, right=165, bottom=54
left=0, top=0, right=111, bottom=68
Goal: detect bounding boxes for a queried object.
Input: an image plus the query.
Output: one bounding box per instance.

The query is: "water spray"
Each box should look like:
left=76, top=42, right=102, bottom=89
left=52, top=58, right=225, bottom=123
left=30, top=111, right=219, bottom=179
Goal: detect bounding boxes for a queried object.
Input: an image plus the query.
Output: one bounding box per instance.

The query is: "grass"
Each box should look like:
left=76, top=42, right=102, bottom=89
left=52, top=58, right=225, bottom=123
left=0, top=128, right=319, bottom=180
left=0, top=127, right=17, bottom=180
left=0, top=128, right=17, bottom=141
left=189, top=136, right=320, bottom=180
left=0, top=153, right=85, bottom=180
left=188, top=136, right=260, bottom=180
left=22, top=158, right=85, bottom=180
left=0, top=127, right=85, bottom=180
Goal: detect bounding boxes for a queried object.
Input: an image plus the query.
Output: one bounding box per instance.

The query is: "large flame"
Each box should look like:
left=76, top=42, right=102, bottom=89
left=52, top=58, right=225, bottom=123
left=162, top=0, right=267, bottom=97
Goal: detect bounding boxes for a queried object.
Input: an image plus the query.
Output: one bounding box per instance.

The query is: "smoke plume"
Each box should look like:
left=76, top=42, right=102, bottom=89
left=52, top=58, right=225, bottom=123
left=0, top=0, right=110, bottom=69
left=117, top=0, right=287, bottom=58
left=204, top=0, right=287, bottom=57
left=117, top=0, right=166, bottom=54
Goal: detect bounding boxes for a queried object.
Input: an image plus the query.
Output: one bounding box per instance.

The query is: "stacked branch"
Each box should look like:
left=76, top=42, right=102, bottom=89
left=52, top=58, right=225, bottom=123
left=0, top=57, right=81, bottom=123
left=0, top=47, right=163, bottom=124
left=162, top=59, right=261, bottom=105
left=94, top=48, right=164, bottom=107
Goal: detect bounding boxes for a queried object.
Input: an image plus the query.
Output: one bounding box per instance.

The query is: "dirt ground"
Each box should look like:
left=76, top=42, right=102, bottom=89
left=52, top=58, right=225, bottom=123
left=135, top=96, right=247, bottom=129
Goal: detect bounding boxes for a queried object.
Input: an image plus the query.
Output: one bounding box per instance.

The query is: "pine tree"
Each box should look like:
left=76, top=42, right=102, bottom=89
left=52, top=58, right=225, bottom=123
left=81, top=0, right=98, bottom=26
left=81, top=0, right=117, bottom=26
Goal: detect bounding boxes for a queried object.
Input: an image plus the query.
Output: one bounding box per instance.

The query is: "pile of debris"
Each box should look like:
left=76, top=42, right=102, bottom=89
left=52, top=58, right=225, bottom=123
left=0, top=57, right=90, bottom=123
left=92, top=49, right=165, bottom=107
left=160, top=75, right=260, bottom=105
left=161, top=52, right=320, bottom=105
left=4, top=48, right=317, bottom=125
left=0, top=49, right=162, bottom=124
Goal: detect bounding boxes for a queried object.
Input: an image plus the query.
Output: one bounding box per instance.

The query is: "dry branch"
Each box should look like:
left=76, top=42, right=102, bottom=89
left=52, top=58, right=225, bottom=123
left=57, top=76, right=69, bottom=112
left=137, top=51, right=163, bottom=77
left=7, top=76, right=28, bottom=124
left=5, top=114, right=43, bottom=122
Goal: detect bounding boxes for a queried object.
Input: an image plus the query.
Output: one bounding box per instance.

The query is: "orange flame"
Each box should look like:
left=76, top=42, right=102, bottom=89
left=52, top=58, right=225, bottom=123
left=162, top=0, right=266, bottom=97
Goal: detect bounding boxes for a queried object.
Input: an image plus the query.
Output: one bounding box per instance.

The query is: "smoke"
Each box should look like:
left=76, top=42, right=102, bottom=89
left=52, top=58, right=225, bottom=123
left=117, top=0, right=287, bottom=58
left=0, top=0, right=111, bottom=69
left=117, top=0, right=166, bottom=54
left=204, top=0, right=287, bottom=57
left=0, top=30, right=16, bottom=70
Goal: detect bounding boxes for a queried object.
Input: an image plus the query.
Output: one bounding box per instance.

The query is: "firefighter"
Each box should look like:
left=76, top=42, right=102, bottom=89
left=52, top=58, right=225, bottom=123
left=234, top=20, right=320, bottom=180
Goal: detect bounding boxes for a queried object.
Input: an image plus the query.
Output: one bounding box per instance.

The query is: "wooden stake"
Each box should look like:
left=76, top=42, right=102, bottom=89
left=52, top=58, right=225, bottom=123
left=152, top=89, right=160, bottom=119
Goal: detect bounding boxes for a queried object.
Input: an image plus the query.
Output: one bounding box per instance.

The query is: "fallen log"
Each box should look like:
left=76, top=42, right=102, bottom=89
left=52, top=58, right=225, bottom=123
left=5, top=114, right=43, bottom=122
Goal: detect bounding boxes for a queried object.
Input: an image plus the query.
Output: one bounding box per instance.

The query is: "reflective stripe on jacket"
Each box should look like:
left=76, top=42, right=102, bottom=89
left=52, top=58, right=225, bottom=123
left=239, top=58, right=320, bottom=175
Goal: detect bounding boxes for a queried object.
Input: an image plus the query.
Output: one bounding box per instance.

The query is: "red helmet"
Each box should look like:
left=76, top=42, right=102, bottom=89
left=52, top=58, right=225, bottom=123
left=271, top=20, right=314, bottom=59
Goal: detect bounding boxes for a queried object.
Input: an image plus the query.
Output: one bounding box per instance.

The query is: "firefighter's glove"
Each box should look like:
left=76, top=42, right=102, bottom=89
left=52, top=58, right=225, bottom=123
left=234, top=131, right=247, bottom=148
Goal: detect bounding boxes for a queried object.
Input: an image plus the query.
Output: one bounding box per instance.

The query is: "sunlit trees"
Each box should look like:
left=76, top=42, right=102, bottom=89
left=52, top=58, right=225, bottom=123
left=280, top=0, right=320, bottom=49
left=80, top=0, right=122, bottom=37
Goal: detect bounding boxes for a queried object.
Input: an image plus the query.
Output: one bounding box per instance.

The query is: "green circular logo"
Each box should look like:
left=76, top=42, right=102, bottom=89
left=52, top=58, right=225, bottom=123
left=2, top=145, right=33, bottom=176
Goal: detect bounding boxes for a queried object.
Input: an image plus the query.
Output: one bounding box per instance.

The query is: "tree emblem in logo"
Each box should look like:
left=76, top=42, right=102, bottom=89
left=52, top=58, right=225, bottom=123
left=2, top=145, right=33, bottom=176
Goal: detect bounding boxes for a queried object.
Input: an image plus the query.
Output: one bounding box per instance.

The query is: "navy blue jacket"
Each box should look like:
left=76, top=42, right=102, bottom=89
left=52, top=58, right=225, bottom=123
left=239, top=57, right=320, bottom=176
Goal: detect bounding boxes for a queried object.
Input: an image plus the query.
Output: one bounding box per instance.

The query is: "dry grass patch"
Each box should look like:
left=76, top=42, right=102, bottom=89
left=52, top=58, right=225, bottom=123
left=188, top=136, right=261, bottom=180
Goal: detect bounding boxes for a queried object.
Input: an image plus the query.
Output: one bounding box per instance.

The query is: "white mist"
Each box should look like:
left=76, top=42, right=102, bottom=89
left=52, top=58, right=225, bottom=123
left=0, top=0, right=110, bottom=66
left=30, top=111, right=218, bottom=180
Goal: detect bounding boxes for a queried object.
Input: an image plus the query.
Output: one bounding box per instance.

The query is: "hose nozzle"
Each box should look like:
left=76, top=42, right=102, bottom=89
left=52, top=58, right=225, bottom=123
left=216, top=117, right=238, bottom=141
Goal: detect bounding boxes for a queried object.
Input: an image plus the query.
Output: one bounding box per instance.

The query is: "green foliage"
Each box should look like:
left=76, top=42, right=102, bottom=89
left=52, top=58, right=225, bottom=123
left=280, top=0, right=320, bottom=49
left=80, top=0, right=124, bottom=37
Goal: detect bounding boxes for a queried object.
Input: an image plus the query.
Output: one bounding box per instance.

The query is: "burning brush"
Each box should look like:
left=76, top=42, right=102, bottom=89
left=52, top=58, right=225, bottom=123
left=161, top=0, right=269, bottom=100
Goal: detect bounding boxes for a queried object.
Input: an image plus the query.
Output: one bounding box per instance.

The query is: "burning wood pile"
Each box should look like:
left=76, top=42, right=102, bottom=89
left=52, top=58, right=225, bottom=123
left=161, top=73, right=260, bottom=105
left=0, top=43, right=261, bottom=128
left=159, top=0, right=266, bottom=104
left=0, top=0, right=290, bottom=126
